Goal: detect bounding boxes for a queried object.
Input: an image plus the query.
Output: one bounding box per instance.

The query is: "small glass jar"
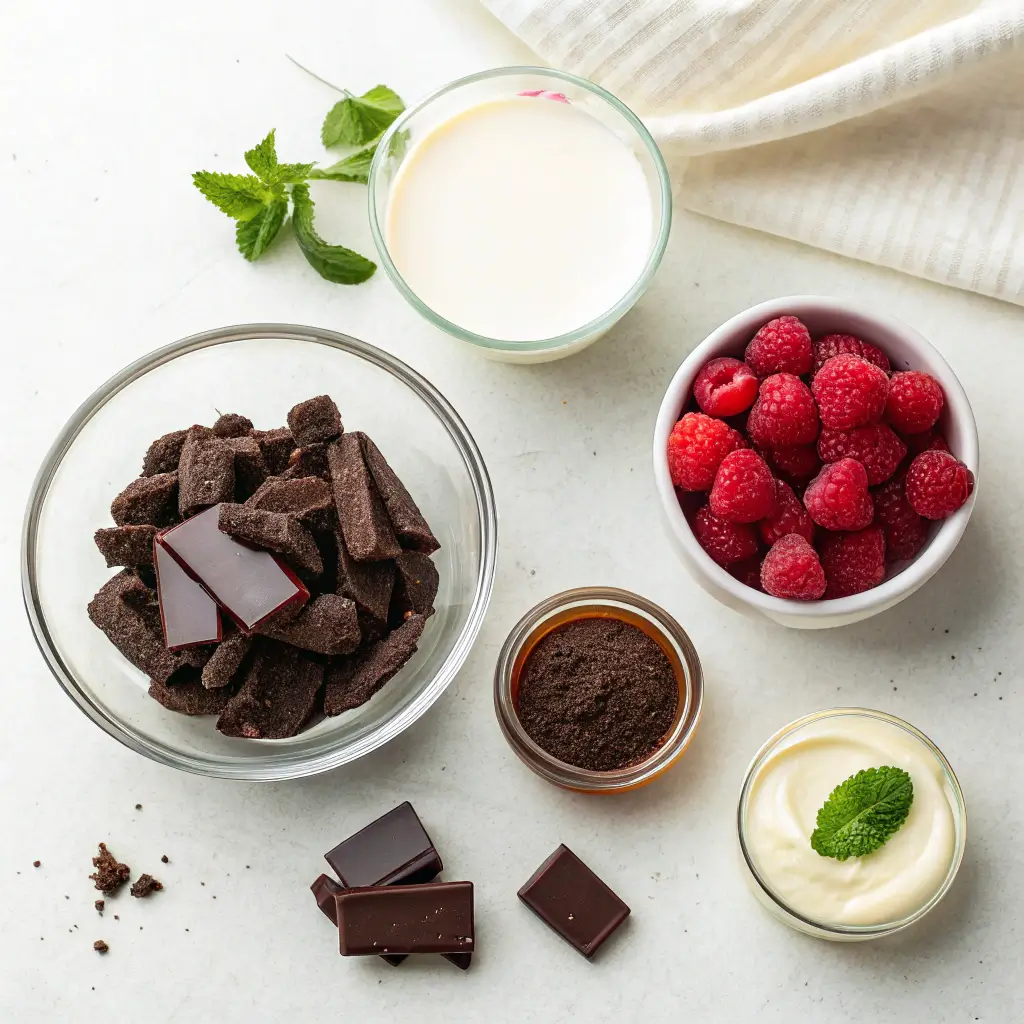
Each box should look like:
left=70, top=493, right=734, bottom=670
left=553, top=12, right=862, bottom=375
left=493, top=587, right=703, bottom=792
left=737, top=708, right=967, bottom=941
left=368, top=67, right=672, bottom=364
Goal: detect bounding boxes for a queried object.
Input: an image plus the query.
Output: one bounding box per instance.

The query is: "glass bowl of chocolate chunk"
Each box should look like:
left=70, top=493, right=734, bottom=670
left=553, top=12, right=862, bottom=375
left=22, top=324, right=496, bottom=780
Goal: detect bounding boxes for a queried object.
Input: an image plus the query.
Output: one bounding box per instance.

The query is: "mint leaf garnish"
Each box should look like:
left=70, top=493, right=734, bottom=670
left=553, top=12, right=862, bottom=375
left=244, top=130, right=280, bottom=181
left=811, top=766, right=913, bottom=861
left=275, top=161, right=316, bottom=184
left=235, top=198, right=288, bottom=261
left=321, top=85, right=404, bottom=147
left=309, top=142, right=377, bottom=183
left=290, top=183, right=376, bottom=284
left=192, top=171, right=270, bottom=220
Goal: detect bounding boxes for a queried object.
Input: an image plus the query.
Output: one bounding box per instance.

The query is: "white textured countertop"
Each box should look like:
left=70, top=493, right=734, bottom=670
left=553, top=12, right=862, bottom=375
left=2, top=1, right=1022, bottom=1021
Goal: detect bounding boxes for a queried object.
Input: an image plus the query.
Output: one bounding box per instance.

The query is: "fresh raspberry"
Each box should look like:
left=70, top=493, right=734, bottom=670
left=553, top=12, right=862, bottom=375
left=905, top=451, right=974, bottom=519
left=761, top=535, right=826, bottom=600
left=709, top=449, right=777, bottom=523
left=747, top=373, right=819, bottom=448
left=667, top=412, right=743, bottom=492
left=744, top=316, right=813, bottom=378
left=728, top=554, right=764, bottom=591
left=692, top=506, right=760, bottom=566
left=874, top=476, right=928, bottom=562
left=812, top=334, right=890, bottom=375
left=759, top=480, right=815, bottom=546
left=817, top=423, right=906, bottom=486
left=767, top=444, right=822, bottom=488
left=811, top=354, right=888, bottom=429
left=803, top=458, right=874, bottom=531
left=820, top=525, right=886, bottom=598
left=693, top=357, right=759, bottom=418
left=885, top=371, right=944, bottom=435
left=904, top=427, right=949, bottom=457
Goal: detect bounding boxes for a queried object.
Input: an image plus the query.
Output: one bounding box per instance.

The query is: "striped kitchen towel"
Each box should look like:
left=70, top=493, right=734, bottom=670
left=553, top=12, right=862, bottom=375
left=482, top=0, right=1024, bottom=305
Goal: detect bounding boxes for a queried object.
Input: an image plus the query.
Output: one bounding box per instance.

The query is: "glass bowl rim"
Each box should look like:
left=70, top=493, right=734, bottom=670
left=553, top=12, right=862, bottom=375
left=22, top=323, right=498, bottom=781
left=367, top=65, right=674, bottom=354
left=493, top=586, right=704, bottom=791
left=736, top=706, right=967, bottom=936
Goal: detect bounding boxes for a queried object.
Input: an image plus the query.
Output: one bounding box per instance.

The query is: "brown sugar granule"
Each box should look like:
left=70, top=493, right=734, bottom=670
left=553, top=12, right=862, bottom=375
left=89, top=844, right=131, bottom=894
left=515, top=617, right=679, bottom=772
left=94, top=900, right=105, bottom=913
left=93, top=940, right=109, bottom=954
left=130, top=874, right=163, bottom=898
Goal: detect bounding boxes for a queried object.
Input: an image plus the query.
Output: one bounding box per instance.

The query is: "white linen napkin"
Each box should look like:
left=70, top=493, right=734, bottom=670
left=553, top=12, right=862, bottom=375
left=482, top=0, right=1024, bottom=305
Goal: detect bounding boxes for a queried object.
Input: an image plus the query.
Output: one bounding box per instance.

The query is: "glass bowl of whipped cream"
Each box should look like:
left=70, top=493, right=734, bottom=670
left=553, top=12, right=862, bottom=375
left=737, top=708, right=966, bottom=941
left=368, top=66, right=672, bottom=364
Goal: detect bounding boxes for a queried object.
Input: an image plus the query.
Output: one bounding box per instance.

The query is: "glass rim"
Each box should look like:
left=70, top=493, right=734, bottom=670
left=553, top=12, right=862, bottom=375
left=736, top=707, right=967, bottom=936
left=493, top=586, right=703, bottom=791
left=367, top=65, right=674, bottom=354
left=21, top=323, right=498, bottom=781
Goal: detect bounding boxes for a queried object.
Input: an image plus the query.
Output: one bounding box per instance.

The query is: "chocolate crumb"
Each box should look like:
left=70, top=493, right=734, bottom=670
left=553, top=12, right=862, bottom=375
left=93, top=940, right=109, bottom=954
left=130, top=874, right=163, bottom=898
left=135, top=803, right=142, bottom=810
left=95, top=900, right=104, bottom=913
left=33, top=860, right=40, bottom=868
left=113, top=916, right=119, bottom=921
left=160, top=855, right=169, bottom=864
left=89, top=843, right=131, bottom=894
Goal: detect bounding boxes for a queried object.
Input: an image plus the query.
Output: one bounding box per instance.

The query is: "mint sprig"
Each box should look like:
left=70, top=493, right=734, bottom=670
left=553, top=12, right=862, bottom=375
left=810, top=766, right=914, bottom=861
left=291, top=184, right=376, bottom=284
left=321, top=85, right=404, bottom=147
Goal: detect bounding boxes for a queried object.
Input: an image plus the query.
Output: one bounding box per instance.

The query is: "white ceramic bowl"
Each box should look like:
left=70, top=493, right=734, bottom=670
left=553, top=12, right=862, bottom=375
left=653, top=296, right=979, bottom=629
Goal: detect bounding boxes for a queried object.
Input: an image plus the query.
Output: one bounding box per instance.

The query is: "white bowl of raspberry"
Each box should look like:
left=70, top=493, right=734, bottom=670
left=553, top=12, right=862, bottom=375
left=653, top=296, right=978, bottom=629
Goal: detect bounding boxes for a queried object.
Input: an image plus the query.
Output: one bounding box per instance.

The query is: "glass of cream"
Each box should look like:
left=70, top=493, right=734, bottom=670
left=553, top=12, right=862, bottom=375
left=737, top=708, right=966, bottom=941
left=368, top=67, right=672, bottom=363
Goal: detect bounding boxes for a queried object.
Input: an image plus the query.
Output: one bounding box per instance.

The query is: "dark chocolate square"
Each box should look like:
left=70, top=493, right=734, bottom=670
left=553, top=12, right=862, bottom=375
left=287, top=395, right=342, bottom=447
left=178, top=429, right=236, bottom=517
left=141, top=429, right=188, bottom=476
left=94, top=525, right=158, bottom=567
left=212, top=413, right=254, bottom=438
left=257, top=594, right=360, bottom=656
left=252, top=427, right=296, bottom=476
left=219, top=435, right=268, bottom=499
left=111, top=472, right=179, bottom=528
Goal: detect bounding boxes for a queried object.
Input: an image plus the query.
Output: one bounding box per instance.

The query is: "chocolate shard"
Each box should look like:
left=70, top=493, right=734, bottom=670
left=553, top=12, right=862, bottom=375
left=94, top=525, right=158, bottom=567
left=252, top=427, right=296, bottom=476
left=391, top=551, right=439, bottom=622
left=154, top=541, right=222, bottom=649
left=212, top=412, right=254, bottom=438
left=178, top=428, right=236, bottom=517
left=323, top=614, right=424, bottom=716
left=287, top=395, right=343, bottom=447
left=219, top=435, right=268, bottom=500
left=336, top=881, right=475, bottom=957
left=201, top=630, right=254, bottom=689
left=258, top=594, right=360, bottom=656
left=148, top=669, right=234, bottom=716
left=111, top=472, right=179, bottom=528
left=216, top=640, right=325, bottom=739
left=336, top=532, right=394, bottom=623
left=142, top=429, right=188, bottom=477
left=518, top=845, right=630, bottom=959
left=245, top=475, right=335, bottom=528
left=359, top=433, right=440, bottom=554
left=284, top=442, right=331, bottom=481
left=328, top=434, right=401, bottom=562
left=217, top=503, right=323, bottom=577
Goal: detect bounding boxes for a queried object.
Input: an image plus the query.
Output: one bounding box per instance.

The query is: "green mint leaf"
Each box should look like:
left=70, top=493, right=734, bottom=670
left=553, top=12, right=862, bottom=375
left=811, top=766, right=914, bottom=861
left=235, top=197, right=288, bottom=261
left=290, top=183, right=376, bottom=284
left=321, top=84, right=404, bottom=147
left=192, top=171, right=270, bottom=220
left=308, top=142, right=377, bottom=183
left=244, top=130, right=279, bottom=181
left=275, top=161, right=316, bottom=184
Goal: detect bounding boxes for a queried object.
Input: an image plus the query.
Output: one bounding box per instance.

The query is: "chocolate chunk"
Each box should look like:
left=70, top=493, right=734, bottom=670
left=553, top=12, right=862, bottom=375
left=391, top=551, right=439, bottom=621
left=360, top=433, right=440, bottom=554
left=142, top=429, right=188, bottom=476
left=246, top=476, right=334, bottom=528
left=285, top=442, right=331, bottom=480
left=94, top=525, right=157, bottom=567
left=518, top=845, right=630, bottom=959
left=212, top=412, right=253, bottom=438
left=336, top=533, right=394, bottom=623
left=217, top=641, right=325, bottom=739
left=158, top=505, right=308, bottom=632
left=258, top=594, right=359, bottom=656
left=311, top=874, right=407, bottom=967
left=148, top=670, right=235, bottom=715
left=252, top=427, right=296, bottom=475
left=323, top=614, right=425, bottom=716
left=219, top=435, right=268, bottom=499
left=328, top=434, right=401, bottom=562
left=217, top=504, right=323, bottom=577
left=111, top=472, right=179, bottom=528
left=201, top=630, right=253, bottom=689
left=178, top=429, right=236, bottom=517
left=336, top=881, right=474, bottom=957
left=90, top=843, right=130, bottom=894
left=154, top=542, right=222, bottom=649
left=93, top=940, right=109, bottom=954
left=130, top=874, right=163, bottom=898
left=287, top=395, right=342, bottom=447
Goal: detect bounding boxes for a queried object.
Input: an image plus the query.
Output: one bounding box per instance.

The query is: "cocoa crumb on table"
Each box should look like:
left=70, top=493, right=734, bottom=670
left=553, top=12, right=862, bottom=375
left=130, top=874, right=163, bottom=898
left=89, top=843, right=131, bottom=894
left=33, top=860, right=40, bottom=868
left=93, top=940, right=109, bottom=954
left=160, top=855, right=169, bottom=864
left=94, top=900, right=104, bottom=913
